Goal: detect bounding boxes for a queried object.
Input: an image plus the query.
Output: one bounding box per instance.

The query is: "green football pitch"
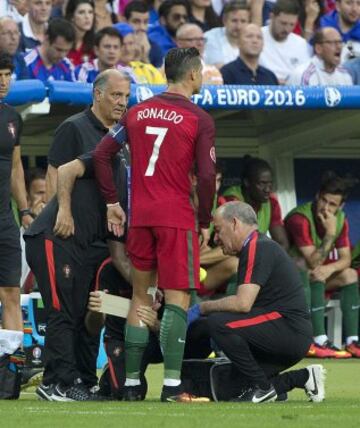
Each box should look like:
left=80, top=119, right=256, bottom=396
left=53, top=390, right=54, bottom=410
left=0, top=359, right=359, bottom=428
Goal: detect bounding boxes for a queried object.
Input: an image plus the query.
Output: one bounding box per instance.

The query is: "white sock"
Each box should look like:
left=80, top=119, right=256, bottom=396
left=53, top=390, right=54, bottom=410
left=346, top=336, right=358, bottom=346
left=314, top=335, right=328, bottom=346
left=163, top=378, right=181, bottom=387
left=0, top=330, right=24, bottom=357
left=124, top=378, right=141, bottom=387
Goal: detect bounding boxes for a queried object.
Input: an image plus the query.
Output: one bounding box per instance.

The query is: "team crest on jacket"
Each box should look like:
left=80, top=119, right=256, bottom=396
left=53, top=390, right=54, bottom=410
left=8, top=122, right=16, bottom=139
left=62, top=264, right=71, bottom=279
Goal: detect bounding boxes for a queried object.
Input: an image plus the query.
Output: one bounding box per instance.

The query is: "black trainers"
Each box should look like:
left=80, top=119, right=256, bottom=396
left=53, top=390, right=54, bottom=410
left=231, top=385, right=277, bottom=403
left=161, top=385, right=210, bottom=403
left=51, top=378, right=93, bottom=402
left=36, top=383, right=56, bottom=401
left=123, top=384, right=144, bottom=401
left=21, top=367, right=43, bottom=390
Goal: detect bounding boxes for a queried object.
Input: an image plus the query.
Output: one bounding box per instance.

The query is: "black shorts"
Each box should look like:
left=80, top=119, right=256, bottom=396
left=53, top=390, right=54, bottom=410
left=0, top=219, right=21, bottom=287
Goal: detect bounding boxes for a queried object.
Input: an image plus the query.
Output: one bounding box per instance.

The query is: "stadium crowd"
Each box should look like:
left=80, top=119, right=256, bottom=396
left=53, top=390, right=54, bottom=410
left=1, top=0, right=360, bottom=85
left=1, top=0, right=360, bottom=404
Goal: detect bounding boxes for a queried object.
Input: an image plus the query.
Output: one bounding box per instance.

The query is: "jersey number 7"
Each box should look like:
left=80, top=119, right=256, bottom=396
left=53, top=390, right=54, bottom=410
left=145, top=126, right=168, bottom=176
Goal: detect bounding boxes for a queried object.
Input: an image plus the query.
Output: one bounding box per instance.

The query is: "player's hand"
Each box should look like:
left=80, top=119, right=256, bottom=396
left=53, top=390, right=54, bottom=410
left=53, top=208, right=75, bottom=238
left=187, top=304, right=201, bottom=327
left=305, top=0, right=320, bottom=22
left=153, top=288, right=163, bottom=311
left=137, top=305, right=160, bottom=332
left=107, top=205, right=126, bottom=237
left=318, top=211, right=337, bottom=236
left=310, top=265, right=335, bottom=282
left=21, top=214, right=33, bottom=229
left=31, top=195, right=46, bottom=217
left=134, top=31, right=151, bottom=62
left=199, top=228, right=211, bottom=250
left=87, top=290, right=107, bottom=312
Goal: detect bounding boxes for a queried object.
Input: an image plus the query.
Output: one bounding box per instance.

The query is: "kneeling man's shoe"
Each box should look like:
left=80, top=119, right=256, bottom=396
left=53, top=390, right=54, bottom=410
left=231, top=385, right=277, bottom=403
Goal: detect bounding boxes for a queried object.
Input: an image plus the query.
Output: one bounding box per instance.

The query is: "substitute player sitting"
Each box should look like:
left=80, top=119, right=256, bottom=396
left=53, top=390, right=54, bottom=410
left=93, top=47, right=216, bottom=402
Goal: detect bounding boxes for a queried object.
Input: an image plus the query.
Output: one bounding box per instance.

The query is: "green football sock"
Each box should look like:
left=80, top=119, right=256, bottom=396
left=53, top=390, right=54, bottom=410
left=124, top=324, right=149, bottom=379
left=310, top=281, right=326, bottom=336
left=160, top=304, right=187, bottom=380
left=340, top=283, right=359, bottom=337
left=299, top=269, right=311, bottom=310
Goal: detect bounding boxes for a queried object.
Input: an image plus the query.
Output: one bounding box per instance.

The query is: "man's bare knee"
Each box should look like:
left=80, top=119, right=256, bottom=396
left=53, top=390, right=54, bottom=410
left=340, top=268, right=358, bottom=285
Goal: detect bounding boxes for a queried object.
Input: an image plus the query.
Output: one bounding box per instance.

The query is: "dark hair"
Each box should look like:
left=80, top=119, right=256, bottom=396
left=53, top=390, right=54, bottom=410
left=46, top=18, right=76, bottom=44
left=124, top=1, right=150, bottom=20
left=242, top=155, right=272, bottom=182
left=165, top=47, right=201, bottom=83
left=0, top=52, right=14, bottom=72
left=222, top=0, right=249, bottom=18
left=319, top=171, right=358, bottom=201
left=272, top=0, right=300, bottom=16
left=94, top=26, right=122, bottom=47
left=159, top=0, right=191, bottom=19
left=65, top=0, right=95, bottom=55
left=25, top=168, right=46, bottom=192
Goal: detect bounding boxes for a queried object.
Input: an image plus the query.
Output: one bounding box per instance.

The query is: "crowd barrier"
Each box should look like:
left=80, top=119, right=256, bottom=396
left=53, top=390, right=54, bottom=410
left=5, top=80, right=360, bottom=109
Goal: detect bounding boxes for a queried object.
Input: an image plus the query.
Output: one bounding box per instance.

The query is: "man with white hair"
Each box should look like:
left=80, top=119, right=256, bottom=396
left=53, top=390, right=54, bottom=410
left=187, top=201, right=325, bottom=404
left=0, top=16, right=28, bottom=79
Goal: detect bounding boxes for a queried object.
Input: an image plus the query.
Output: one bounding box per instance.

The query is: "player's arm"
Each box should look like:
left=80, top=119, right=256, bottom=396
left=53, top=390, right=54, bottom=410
left=45, top=165, right=58, bottom=202
left=11, top=145, right=33, bottom=228
left=93, top=124, right=127, bottom=237
left=310, top=246, right=352, bottom=282
left=195, top=114, right=216, bottom=248
left=53, top=158, right=86, bottom=238
left=287, top=213, right=336, bottom=269
left=200, top=283, right=260, bottom=314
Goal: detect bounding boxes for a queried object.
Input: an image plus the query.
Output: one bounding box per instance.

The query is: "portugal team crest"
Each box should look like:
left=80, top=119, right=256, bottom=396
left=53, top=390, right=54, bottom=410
left=8, top=122, right=16, bottom=139
left=62, top=264, right=71, bottom=279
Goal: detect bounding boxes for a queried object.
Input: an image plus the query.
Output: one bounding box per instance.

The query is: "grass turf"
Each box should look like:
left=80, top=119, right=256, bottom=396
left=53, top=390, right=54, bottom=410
left=0, top=359, right=359, bottom=428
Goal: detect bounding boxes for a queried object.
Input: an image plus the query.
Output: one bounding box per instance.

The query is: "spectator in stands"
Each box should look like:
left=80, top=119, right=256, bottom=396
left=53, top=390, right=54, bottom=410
left=0, top=16, right=28, bottom=80
left=148, top=0, right=190, bottom=56
left=51, top=0, right=67, bottom=18
left=288, top=27, right=353, bottom=85
left=74, top=26, right=129, bottom=83
left=204, top=0, right=250, bottom=69
left=344, top=50, right=360, bottom=81
left=222, top=155, right=289, bottom=250
left=65, top=0, right=96, bottom=66
left=24, top=18, right=75, bottom=82
left=176, top=23, right=223, bottom=84
left=188, top=0, right=221, bottom=32
left=115, top=22, right=166, bottom=83
left=19, top=0, right=52, bottom=52
left=124, top=1, right=163, bottom=68
left=0, top=0, right=28, bottom=22
left=94, top=0, right=118, bottom=30
left=320, top=0, right=360, bottom=61
left=259, top=0, right=311, bottom=84
left=221, top=23, right=278, bottom=84
left=285, top=171, right=360, bottom=359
